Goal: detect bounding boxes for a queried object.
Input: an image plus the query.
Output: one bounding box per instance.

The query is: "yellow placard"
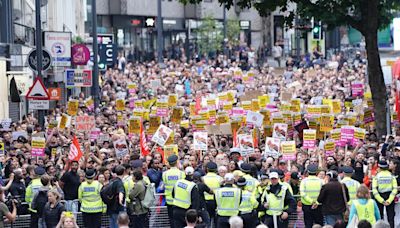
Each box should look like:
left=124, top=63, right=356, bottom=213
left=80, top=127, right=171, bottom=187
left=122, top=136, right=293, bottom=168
left=156, top=100, right=168, bottom=109
left=165, top=131, right=174, bottom=145
left=127, top=83, right=137, bottom=89
left=67, top=100, right=79, bottom=116
left=128, top=117, right=141, bottom=134
left=307, top=105, right=321, bottom=115
left=324, top=140, right=335, bottom=151
left=241, top=101, right=252, bottom=110
left=32, top=138, right=45, bottom=149
left=223, top=103, right=233, bottom=111
left=190, top=102, right=196, bottom=116
left=218, top=93, right=228, bottom=102
left=281, top=141, right=296, bottom=154
left=143, top=99, right=156, bottom=109
left=149, top=115, right=161, bottom=134
left=134, top=100, right=143, bottom=108
left=354, top=127, right=366, bottom=140
left=227, top=91, right=235, bottom=102
left=258, top=95, right=270, bottom=108
left=168, top=94, right=178, bottom=107
left=116, top=99, right=125, bottom=111
left=59, top=114, right=69, bottom=129
left=163, top=145, right=178, bottom=163
left=320, top=114, right=334, bottom=132
left=208, top=109, right=217, bottom=118
left=180, top=120, right=189, bottom=128
left=252, top=99, right=260, bottom=111
left=207, top=99, right=217, bottom=108
left=331, top=129, right=341, bottom=140
left=217, top=114, right=229, bottom=125
left=303, top=129, right=317, bottom=140
left=332, top=100, right=341, bottom=114
left=321, top=105, right=331, bottom=114
left=171, top=107, right=183, bottom=124
left=133, top=109, right=144, bottom=118
left=85, top=98, right=94, bottom=108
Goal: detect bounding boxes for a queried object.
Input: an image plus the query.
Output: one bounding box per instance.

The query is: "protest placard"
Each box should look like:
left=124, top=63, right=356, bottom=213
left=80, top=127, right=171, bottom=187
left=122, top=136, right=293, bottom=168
left=351, top=81, right=364, bottom=97
left=272, top=123, right=287, bottom=140
left=340, top=126, right=355, bottom=145
left=163, top=144, right=178, bottom=163
left=90, top=128, right=101, bottom=141
left=194, top=132, right=208, bottom=151
left=31, top=137, right=45, bottom=156
left=128, top=117, right=141, bottom=135
left=320, top=114, right=334, bottom=132
left=152, top=124, right=173, bottom=146
left=265, top=137, right=281, bottom=158
left=168, top=94, right=178, bottom=107
left=97, top=133, right=110, bottom=145
left=58, top=114, right=70, bottom=129
left=281, top=141, right=296, bottom=160
left=354, top=127, right=366, bottom=140
left=75, top=116, right=95, bottom=132
left=238, top=134, right=254, bottom=156
left=303, top=129, right=317, bottom=149
left=324, top=140, right=336, bottom=156
left=156, top=100, right=169, bottom=117
left=246, top=111, right=264, bottom=128
left=171, top=107, right=183, bottom=124
left=0, top=119, right=12, bottom=131
left=114, top=138, right=129, bottom=159
left=67, top=100, right=79, bottom=116
left=116, top=99, right=125, bottom=111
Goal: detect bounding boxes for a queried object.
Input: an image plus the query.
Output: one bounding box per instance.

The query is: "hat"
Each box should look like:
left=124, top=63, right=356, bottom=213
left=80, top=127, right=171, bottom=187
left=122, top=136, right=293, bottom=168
left=207, top=162, right=217, bottom=171
left=260, top=171, right=269, bottom=179
left=290, top=172, right=300, bottom=180
left=232, top=170, right=244, bottom=177
left=167, top=154, right=179, bottom=165
left=34, top=167, right=45, bottom=176
left=269, top=172, right=279, bottom=179
left=378, top=160, right=389, bottom=168
left=85, top=169, right=96, bottom=179
left=307, top=164, right=318, bottom=175
left=229, top=148, right=241, bottom=155
left=368, top=144, right=377, bottom=149
left=185, top=166, right=194, bottom=175
left=224, top=173, right=235, bottom=182
left=236, top=177, right=247, bottom=187
left=277, top=169, right=284, bottom=178
left=342, top=166, right=354, bottom=174
left=130, top=159, right=143, bottom=169
left=240, top=163, right=252, bottom=173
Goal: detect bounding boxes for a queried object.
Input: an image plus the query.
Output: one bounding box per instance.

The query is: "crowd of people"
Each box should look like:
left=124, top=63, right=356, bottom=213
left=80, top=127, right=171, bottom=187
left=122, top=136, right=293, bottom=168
left=0, top=44, right=398, bottom=228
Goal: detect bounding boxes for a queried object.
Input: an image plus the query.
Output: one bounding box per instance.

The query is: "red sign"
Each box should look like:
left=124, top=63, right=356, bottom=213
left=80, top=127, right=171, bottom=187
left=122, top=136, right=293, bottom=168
left=48, top=88, right=61, bottom=100
left=26, top=77, right=50, bottom=100
left=71, top=44, right=90, bottom=65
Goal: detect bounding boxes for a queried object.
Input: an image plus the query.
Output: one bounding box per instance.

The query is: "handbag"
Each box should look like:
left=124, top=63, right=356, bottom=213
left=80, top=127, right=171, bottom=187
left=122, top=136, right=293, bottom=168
left=341, top=183, right=350, bottom=222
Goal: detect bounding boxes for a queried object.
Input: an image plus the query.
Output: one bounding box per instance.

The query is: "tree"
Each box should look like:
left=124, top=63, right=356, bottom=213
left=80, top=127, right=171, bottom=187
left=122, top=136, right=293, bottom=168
left=197, top=16, right=223, bottom=56
left=227, top=19, right=241, bottom=46
left=181, top=0, right=400, bottom=137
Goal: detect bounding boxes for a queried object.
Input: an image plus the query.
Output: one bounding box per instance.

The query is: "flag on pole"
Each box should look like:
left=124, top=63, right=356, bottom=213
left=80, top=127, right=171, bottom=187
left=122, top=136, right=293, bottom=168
left=69, top=135, right=83, bottom=161
left=140, top=122, right=150, bottom=156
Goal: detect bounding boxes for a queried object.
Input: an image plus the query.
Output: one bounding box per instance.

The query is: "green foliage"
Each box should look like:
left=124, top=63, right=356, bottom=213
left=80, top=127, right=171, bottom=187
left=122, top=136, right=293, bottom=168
left=72, top=36, right=84, bottom=44
left=227, top=19, right=241, bottom=46
left=197, top=16, right=223, bottom=56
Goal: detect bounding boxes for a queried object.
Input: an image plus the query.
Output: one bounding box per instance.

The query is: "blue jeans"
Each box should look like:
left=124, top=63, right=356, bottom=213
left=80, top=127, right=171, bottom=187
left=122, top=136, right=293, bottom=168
left=324, top=214, right=343, bottom=226
left=109, top=213, right=119, bottom=228
left=64, top=200, right=79, bottom=213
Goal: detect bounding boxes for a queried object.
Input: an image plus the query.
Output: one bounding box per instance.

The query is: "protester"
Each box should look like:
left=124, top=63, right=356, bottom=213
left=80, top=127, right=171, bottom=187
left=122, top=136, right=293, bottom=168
left=348, top=185, right=380, bottom=227
left=43, top=189, right=66, bottom=228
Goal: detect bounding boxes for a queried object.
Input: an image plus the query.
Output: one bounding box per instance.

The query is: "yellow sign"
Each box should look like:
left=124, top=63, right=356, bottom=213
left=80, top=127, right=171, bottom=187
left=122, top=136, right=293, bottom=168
left=85, top=98, right=94, bottom=108
left=303, top=129, right=317, bottom=140
left=332, top=100, right=341, bottom=114
left=168, top=94, right=178, bottom=107
left=252, top=99, right=260, bottom=111
left=59, top=114, right=69, bottom=129
left=324, top=140, right=335, bottom=151
left=241, top=101, right=252, bottom=110
left=354, top=127, right=366, bottom=140
left=331, top=129, right=341, bottom=140
left=223, top=103, right=233, bottom=111
left=171, top=107, right=183, bottom=124
left=307, top=105, right=321, bottom=115
left=67, top=100, right=79, bottom=116
left=180, top=120, right=189, bottom=128
left=149, top=115, right=161, bottom=134
left=258, top=95, right=270, bottom=108
left=190, top=102, right=196, bottom=116
left=133, top=109, right=144, bottom=118
left=128, top=117, right=141, bottom=134
left=320, top=114, right=334, bottom=132
left=281, top=141, right=296, bottom=154
left=116, top=99, right=125, bottom=111
left=31, top=137, right=45, bottom=149
left=134, top=99, right=143, bottom=108
left=163, top=144, right=178, bottom=163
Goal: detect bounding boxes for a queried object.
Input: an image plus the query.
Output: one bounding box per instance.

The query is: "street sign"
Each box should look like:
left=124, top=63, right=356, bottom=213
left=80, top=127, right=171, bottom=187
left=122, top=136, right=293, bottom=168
left=26, top=77, right=50, bottom=100
left=27, top=49, right=52, bottom=72
left=65, top=69, right=93, bottom=87
left=29, top=100, right=50, bottom=110
left=99, top=44, right=117, bottom=66
left=71, top=44, right=90, bottom=65
left=48, top=88, right=62, bottom=100
left=44, top=31, right=72, bottom=66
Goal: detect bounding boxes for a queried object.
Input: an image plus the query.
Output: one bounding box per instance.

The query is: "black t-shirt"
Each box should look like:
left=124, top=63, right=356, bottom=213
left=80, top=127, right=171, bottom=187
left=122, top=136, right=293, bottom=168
left=196, top=182, right=211, bottom=210
left=107, top=177, right=125, bottom=215
left=60, top=171, right=80, bottom=200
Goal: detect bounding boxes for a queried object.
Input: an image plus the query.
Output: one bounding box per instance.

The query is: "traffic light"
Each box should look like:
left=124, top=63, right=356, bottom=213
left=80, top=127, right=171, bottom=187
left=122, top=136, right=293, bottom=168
left=312, top=21, right=321, bottom=40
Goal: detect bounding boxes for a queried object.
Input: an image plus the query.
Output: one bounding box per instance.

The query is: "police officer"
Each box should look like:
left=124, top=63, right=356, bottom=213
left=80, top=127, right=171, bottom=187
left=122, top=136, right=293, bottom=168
left=372, top=160, right=398, bottom=228
left=257, top=171, right=269, bottom=222
left=240, top=163, right=259, bottom=195
left=237, top=177, right=259, bottom=228
left=122, top=163, right=134, bottom=208
left=26, top=166, right=45, bottom=228
left=78, top=169, right=103, bottom=228
left=340, top=166, right=360, bottom=206
left=202, top=161, right=222, bottom=226
left=262, top=171, right=296, bottom=228
left=162, top=154, right=185, bottom=228
left=276, top=169, right=293, bottom=195
left=300, top=164, right=323, bottom=228
left=172, top=166, right=200, bottom=228
left=215, top=173, right=241, bottom=228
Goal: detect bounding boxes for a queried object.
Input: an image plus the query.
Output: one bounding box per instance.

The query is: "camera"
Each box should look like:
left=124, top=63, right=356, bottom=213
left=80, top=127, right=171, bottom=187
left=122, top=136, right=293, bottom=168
left=5, top=195, right=21, bottom=211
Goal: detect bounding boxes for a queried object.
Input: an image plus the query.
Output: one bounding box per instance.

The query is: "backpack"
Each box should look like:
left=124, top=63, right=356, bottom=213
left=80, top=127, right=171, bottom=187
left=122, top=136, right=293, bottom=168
left=140, top=182, right=156, bottom=209
left=32, top=189, right=48, bottom=216
left=100, top=180, right=116, bottom=205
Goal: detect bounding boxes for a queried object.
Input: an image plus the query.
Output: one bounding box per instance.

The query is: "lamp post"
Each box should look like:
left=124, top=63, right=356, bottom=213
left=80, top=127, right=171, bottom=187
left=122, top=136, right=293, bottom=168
left=91, top=0, right=100, bottom=110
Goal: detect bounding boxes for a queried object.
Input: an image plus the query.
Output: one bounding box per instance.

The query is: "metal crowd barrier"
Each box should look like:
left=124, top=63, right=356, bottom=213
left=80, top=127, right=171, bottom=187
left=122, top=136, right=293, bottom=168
left=5, top=194, right=305, bottom=228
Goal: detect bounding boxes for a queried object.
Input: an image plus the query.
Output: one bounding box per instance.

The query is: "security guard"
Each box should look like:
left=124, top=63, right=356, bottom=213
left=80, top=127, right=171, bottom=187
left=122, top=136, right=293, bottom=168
left=215, top=173, right=241, bottom=228
left=340, top=166, right=360, bottom=206
left=162, top=154, right=185, bottom=228
left=300, top=164, right=323, bottom=228
left=257, top=171, right=269, bottom=222
left=262, top=172, right=296, bottom=228
left=372, top=160, right=398, bottom=228
left=78, top=169, right=103, bottom=228
left=26, top=166, right=45, bottom=228
left=240, top=163, right=260, bottom=195
left=237, top=177, right=259, bottom=228
left=172, top=167, right=200, bottom=228
left=202, top=162, right=222, bottom=226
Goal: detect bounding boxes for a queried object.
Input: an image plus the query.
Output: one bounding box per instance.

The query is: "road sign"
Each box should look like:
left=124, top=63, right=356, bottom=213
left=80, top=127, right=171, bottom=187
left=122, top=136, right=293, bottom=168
left=65, top=69, right=93, bottom=87
left=26, top=77, right=50, bottom=100
left=29, top=100, right=50, bottom=110
left=99, top=44, right=117, bottom=66
left=48, top=88, right=61, bottom=100
left=44, top=31, right=72, bottom=66
left=27, top=49, right=52, bottom=72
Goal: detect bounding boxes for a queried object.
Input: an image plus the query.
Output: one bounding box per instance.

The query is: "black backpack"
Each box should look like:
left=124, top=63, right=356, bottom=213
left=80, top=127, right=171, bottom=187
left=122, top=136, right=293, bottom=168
left=32, top=189, right=48, bottom=216
left=100, top=180, right=116, bottom=206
